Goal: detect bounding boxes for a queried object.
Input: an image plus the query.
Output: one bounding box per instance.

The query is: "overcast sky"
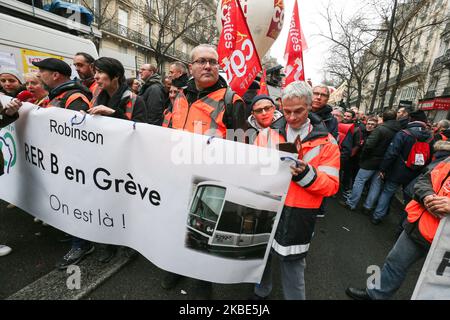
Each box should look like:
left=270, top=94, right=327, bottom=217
left=270, top=0, right=374, bottom=86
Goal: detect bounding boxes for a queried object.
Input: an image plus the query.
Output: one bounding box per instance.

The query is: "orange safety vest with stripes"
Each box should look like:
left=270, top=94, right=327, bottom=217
left=162, top=88, right=241, bottom=138
left=406, top=159, right=450, bottom=243
left=284, top=133, right=340, bottom=209
left=47, top=90, right=91, bottom=109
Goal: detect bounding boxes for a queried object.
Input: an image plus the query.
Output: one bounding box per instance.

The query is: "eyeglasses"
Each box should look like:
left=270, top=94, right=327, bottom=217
left=313, top=92, right=329, bottom=98
left=192, top=58, right=219, bottom=67
left=253, top=105, right=274, bottom=114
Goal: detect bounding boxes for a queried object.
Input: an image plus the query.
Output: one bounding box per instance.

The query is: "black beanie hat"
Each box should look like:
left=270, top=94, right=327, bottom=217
left=250, top=94, right=275, bottom=109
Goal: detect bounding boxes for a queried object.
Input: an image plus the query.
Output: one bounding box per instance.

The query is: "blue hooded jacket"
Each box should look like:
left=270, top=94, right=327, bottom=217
left=380, top=121, right=433, bottom=185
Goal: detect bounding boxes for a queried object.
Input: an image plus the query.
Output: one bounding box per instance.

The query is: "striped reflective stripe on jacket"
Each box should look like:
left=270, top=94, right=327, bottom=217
left=285, top=133, right=340, bottom=209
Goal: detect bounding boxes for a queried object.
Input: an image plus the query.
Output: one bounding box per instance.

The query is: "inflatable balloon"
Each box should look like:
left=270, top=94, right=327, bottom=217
left=217, top=0, right=284, bottom=59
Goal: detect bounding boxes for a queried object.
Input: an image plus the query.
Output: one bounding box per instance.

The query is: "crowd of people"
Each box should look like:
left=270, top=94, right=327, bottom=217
left=0, top=43, right=449, bottom=300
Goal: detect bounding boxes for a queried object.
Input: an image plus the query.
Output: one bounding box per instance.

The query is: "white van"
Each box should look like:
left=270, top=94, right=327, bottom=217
left=0, top=12, right=98, bottom=78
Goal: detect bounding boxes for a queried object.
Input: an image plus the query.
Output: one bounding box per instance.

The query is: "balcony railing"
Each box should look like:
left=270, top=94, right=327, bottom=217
left=402, top=62, right=426, bottom=80
left=431, top=49, right=450, bottom=72
left=101, top=19, right=152, bottom=48
left=101, top=19, right=190, bottom=62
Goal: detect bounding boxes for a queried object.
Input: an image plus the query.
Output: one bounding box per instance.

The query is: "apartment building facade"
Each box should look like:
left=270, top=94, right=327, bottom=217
left=349, top=0, right=450, bottom=122
left=1, top=0, right=218, bottom=77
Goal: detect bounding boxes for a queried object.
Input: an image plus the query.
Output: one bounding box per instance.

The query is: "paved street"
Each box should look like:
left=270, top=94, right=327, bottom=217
left=0, top=196, right=422, bottom=300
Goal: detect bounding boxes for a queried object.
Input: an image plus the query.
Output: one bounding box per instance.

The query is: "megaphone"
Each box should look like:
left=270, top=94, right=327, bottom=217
left=216, top=0, right=284, bottom=59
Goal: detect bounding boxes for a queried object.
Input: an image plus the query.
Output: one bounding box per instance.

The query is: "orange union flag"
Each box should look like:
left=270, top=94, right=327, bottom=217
left=284, top=0, right=305, bottom=85
left=218, top=0, right=262, bottom=97
left=258, top=69, right=269, bottom=95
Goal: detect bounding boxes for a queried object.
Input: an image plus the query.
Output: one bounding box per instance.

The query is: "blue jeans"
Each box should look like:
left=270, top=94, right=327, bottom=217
left=367, top=231, right=427, bottom=299
left=373, top=180, right=400, bottom=220
left=255, top=253, right=306, bottom=300
left=347, top=169, right=383, bottom=210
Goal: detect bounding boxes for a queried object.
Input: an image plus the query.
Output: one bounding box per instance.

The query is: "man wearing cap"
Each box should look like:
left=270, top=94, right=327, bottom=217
left=32, top=58, right=91, bottom=111
left=32, top=58, right=93, bottom=268
left=247, top=94, right=285, bottom=147
left=371, top=110, right=434, bottom=225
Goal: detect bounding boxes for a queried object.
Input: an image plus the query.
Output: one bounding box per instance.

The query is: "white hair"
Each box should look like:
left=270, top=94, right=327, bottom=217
left=282, top=81, right=313, bottom=105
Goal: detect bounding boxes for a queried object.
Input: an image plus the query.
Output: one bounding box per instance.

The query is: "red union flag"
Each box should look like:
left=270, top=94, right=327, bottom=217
left=284, top=0, right=305, bottom=85
left=218, top=0, right=262, bottom=97
left=258, top=69, right=269, bottom=95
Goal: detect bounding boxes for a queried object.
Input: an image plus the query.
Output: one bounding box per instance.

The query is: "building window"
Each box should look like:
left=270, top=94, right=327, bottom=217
left=118, top=8, right=128, bottom=37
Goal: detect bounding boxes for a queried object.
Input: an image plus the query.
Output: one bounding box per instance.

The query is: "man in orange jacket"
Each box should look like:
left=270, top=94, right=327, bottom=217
left=253, top=81, right=340, bottom=300
left=160, top=44, right=247, bottom=298
left=346, top=156, right=450, bottom=300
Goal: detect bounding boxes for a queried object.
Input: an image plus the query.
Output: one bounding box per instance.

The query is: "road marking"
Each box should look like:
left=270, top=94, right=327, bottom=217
left=7, top=247, right=135, bottom=300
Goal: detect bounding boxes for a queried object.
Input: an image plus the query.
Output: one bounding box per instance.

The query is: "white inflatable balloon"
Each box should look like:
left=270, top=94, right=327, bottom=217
left=217, top=0, right=284, bottom=59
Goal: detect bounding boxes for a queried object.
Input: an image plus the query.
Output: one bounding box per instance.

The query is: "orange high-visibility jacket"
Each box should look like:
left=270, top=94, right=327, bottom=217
left=47, top=91, right=91, bottom=109
left=163, top=88, right=241, bottom=138
left=271, top=115, right=341, bottom=258
left=406, top=158, right=450, bottom=243
left=284, top=130, right=340, bottom=209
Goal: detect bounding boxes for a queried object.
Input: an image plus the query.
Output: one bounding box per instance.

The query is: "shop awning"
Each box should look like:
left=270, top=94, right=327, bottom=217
left=418, top=97, right=450, bottom=111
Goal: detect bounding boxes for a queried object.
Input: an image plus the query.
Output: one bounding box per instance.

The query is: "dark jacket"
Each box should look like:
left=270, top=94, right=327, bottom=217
left=338, top=123, right=353, bottom=162
left=139, top=74, right=165, bottom=126
left=404, top=140, right=450, bottom=199
left=413, top=153, right=450, bottom=204
left=359, top=119, right=401, bottom=170
left=184, top=76, right=247, bottom=131
left=49, top=80, right=92, bottom=111
left=312, top=105, right=338, bottom=139
left=94, top=82, right=147, bottom=123
left=380, top=121, right=433, bottom=185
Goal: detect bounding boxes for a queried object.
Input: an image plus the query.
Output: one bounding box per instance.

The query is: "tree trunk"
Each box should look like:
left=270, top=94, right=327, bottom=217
left=388, top=60, right=405, bottom=108
left=370, top=0, right=398, bottom=113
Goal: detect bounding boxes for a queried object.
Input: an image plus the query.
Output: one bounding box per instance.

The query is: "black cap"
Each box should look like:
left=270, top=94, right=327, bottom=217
left=250, top=94, right=275, bottom=109
left=409, top=110, right=428, bottom=123
left=32, top=58, right=72, bottom=77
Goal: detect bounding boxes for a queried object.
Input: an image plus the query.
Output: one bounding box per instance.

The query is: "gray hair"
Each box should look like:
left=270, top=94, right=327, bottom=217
left=282, top=81, right=313, bottom=105
left=171, top=61, right=188, bottom=74
left=438, top=119, right=450, bottom=129
left=312, top=84, right=330, bottom=96
left=190, top=44, right=218, bottom=62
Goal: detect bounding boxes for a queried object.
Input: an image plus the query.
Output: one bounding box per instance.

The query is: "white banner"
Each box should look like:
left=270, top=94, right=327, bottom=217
left=0, top=96, right=292, bottom=284
left=412, top=216, right=450, bottom=299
